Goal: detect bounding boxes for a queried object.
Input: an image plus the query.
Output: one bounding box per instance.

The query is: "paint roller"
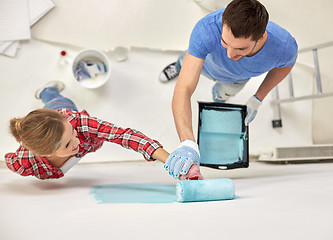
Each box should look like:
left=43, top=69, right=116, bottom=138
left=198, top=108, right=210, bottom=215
left=176, top=178, right=235, bottom=202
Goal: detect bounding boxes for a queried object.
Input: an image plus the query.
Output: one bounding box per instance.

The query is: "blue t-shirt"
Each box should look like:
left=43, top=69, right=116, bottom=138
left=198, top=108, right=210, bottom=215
left=188, top=9, right=298, bottom=83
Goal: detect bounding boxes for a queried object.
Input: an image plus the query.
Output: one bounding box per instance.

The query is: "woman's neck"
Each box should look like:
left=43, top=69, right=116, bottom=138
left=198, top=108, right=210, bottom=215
left=46, top=155, right=72, bottom=168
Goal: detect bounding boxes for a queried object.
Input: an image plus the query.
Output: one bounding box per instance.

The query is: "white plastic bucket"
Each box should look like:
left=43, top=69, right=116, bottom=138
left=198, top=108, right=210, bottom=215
left=72, top=48, right=111, bottom=89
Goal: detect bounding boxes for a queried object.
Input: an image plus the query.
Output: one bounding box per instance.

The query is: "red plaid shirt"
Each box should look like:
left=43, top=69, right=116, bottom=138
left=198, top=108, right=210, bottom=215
left=5, top=109, right=162, bottom=180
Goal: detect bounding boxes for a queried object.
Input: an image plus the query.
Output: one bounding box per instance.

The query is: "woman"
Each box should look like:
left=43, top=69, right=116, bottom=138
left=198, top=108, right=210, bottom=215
left=5, top=81, right=203, bottom=180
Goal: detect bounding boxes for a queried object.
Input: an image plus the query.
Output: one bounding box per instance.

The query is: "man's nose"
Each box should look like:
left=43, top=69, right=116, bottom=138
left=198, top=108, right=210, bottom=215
left=227, top=48, right=236, bottom=58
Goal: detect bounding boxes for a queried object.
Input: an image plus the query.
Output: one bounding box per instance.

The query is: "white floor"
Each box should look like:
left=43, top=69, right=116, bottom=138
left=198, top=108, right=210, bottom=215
left=1, top=160, right=332, bottom=240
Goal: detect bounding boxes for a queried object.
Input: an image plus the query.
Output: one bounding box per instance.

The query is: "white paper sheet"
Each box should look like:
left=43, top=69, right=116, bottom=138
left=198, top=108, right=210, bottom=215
left=1, top=41, right=20, bottom=57
left=0, top=41, right=12, bottom=52
left=0, top=0, right=55, bottom=57
left=0, top=0, right=31, bottom=41
left=29, top=0, right=55, bottom=26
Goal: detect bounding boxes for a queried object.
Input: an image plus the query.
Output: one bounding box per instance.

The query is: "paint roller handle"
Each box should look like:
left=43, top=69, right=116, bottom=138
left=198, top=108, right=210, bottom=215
left=245, top=95, right=262, bottom=126
left=164, top=140, right=201, bottom=179
left=179, top=164, right=204, bottom=180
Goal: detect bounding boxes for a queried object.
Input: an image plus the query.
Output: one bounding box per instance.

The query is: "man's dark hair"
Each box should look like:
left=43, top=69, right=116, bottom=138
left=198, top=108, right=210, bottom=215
left=222, top=0, right=269, bottom=41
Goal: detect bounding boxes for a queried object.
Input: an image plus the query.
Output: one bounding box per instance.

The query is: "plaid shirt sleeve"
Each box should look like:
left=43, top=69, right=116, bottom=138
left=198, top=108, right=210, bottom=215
left=64, top=110, right=163, bottom=161
left=4, top=146, right=64, bottom=180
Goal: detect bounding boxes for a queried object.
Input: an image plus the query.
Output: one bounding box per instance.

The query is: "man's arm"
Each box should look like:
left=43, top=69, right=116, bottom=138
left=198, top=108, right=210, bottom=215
left=255, top=66, right=294, bottom=101
left=172, top=52, right=205, bottom=141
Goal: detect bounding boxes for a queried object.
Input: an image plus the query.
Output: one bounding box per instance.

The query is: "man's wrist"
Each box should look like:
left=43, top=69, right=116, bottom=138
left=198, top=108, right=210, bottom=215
left=180, top=140, right=200, bottom=156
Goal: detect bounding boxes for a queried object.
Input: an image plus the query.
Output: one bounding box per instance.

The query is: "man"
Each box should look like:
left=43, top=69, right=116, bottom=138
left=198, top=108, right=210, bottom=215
left=162, top=0, right=298, bottom=179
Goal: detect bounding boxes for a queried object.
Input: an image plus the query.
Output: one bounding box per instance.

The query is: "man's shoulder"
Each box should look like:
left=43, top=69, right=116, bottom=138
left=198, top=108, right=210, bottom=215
left=267, top=21, right=294, bottom=41
left=265, top=21, right=298, bottom=67
left=266, top=21, right=297, bottom=52
left=191, top=8, right=224, bottom=43
left=201, top=8, right=224, bottom=25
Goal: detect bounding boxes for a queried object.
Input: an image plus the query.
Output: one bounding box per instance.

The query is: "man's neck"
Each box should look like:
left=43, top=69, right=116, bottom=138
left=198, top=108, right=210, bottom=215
left=247, top=31, right=268, bottom=57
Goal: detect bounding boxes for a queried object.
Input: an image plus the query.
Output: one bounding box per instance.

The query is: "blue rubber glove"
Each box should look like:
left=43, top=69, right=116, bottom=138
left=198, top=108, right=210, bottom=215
left=164, top=140, right=200, bottom=179
left=245, top=95, right=262, bottom=126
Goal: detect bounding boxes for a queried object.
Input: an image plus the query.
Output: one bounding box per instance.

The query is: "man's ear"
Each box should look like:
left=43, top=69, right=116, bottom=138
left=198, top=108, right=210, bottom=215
left=258, top=32, right=267, bottom=42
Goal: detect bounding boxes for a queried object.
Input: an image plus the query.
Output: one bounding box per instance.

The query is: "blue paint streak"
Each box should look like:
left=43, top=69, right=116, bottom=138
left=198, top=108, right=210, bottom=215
left=90, top=183, right=177, bottom=204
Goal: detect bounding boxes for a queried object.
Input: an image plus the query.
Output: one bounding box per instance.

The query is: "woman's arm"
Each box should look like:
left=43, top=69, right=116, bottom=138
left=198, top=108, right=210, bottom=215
left=151, top=147, right=169, bottom=163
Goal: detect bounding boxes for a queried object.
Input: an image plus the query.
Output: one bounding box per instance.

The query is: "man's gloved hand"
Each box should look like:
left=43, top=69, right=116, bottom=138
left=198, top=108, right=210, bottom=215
left=245, top=95, right=262, bottom=126
left=164, top=140, right=200, bottom=179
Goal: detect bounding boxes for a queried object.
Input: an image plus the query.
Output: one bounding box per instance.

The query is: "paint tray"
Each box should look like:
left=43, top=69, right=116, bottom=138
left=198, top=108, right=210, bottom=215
left=197, top=102, right=249, bottom=169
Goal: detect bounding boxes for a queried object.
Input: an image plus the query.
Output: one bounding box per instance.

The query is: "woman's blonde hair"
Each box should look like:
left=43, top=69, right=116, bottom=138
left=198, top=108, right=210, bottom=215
left=9, top=109, right=67, bottom=156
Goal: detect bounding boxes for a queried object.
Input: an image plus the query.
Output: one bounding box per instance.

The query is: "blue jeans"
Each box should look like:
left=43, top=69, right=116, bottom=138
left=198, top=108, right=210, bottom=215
left=175, top=51, right=187, bottom=73
left=40, top=87, right=78, bottom=111
left=175, top=50, right=249, bottom=103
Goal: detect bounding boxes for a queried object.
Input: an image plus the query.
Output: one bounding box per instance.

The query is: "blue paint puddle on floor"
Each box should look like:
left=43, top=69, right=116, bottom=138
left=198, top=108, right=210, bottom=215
left=90, top=183, right=177, bottom=204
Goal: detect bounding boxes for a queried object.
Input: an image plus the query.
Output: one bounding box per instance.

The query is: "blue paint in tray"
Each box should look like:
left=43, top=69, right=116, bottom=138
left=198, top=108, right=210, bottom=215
left=198, top=102, right=248, bottom=169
